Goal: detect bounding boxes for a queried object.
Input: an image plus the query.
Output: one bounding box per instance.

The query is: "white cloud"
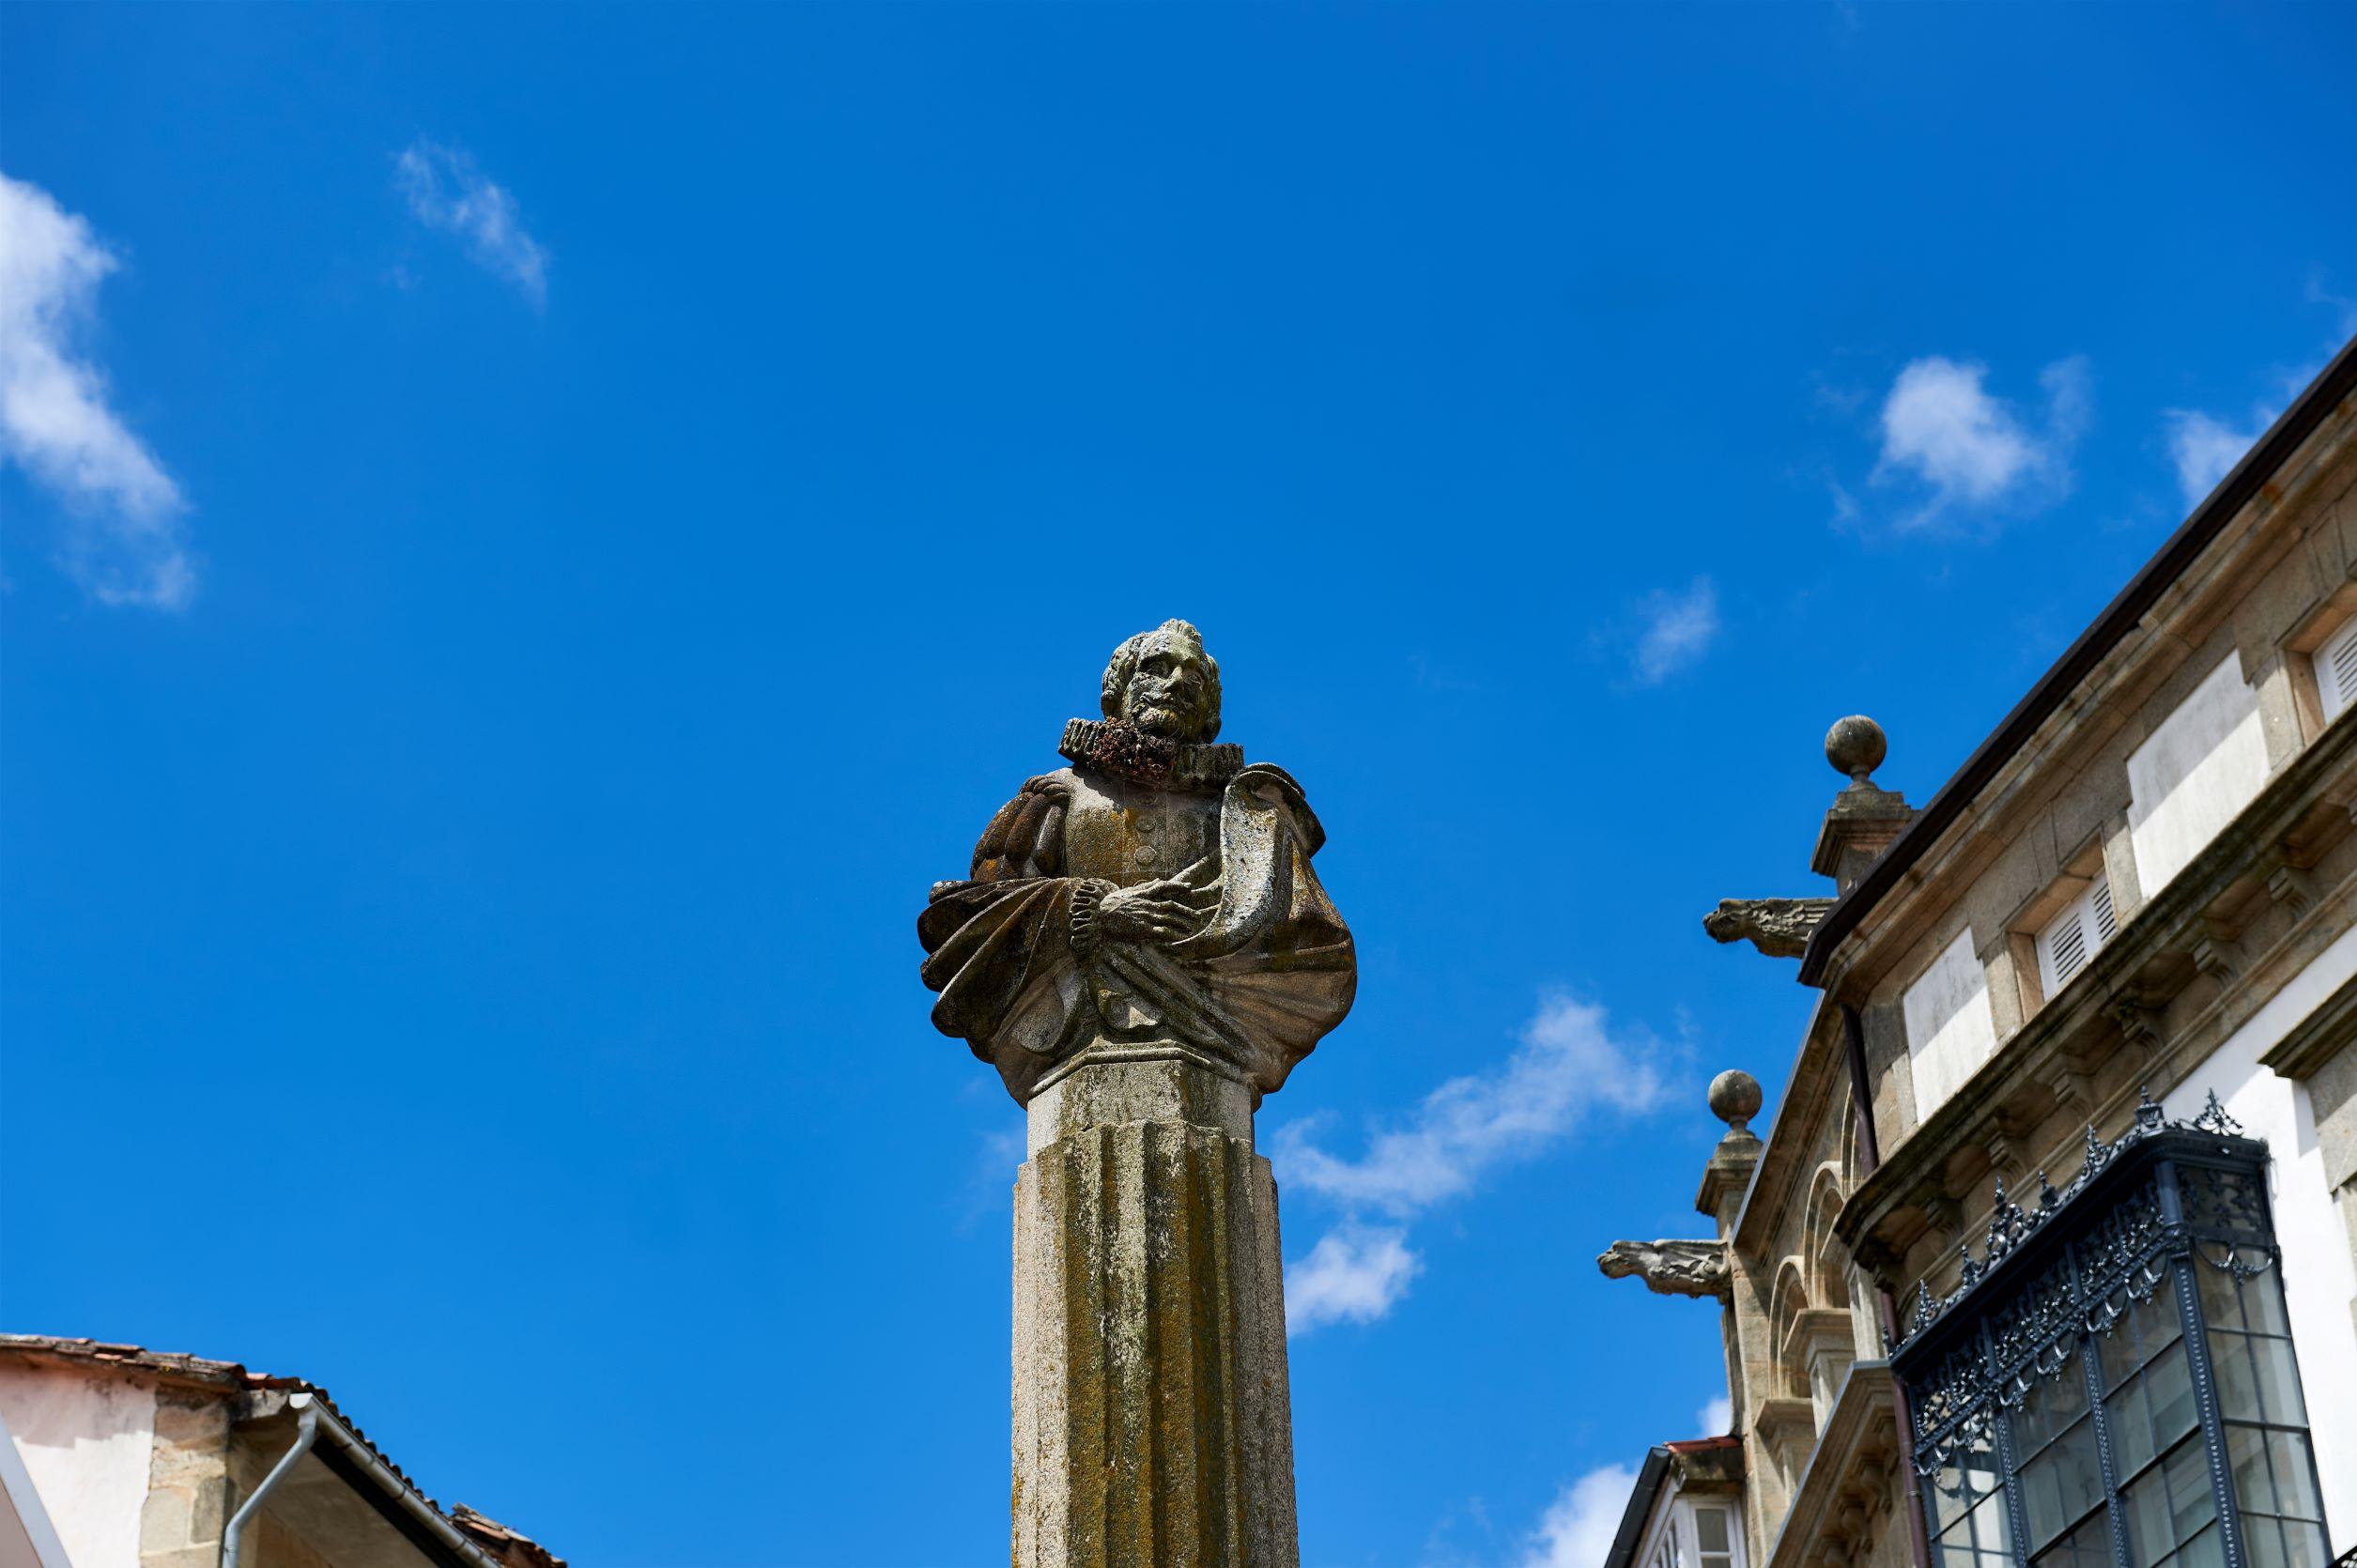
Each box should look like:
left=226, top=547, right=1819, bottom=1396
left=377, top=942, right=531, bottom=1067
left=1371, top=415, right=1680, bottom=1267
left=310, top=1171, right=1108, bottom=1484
left=1502, top=1395, right=1725, bottom=1564
left=0, top=172, right=195, bottom=608
left=1628, top=577, right=1719, bottom=686
left=2158, top=274, right=2356, bottom=508
left=1284, top=1224, right=1421, bottom=1334
left=394, top=140, right=549, bottom=306
left=1865, top=354, right=2088, bottom=532
left=2163, top=409, right=2260, bottom=506
left=1519, top=1463, right=1641, bottom=1568
left=1277, top=993, right=1673, bottom=1335
left=1281, top=994, right=1671, bottom=1218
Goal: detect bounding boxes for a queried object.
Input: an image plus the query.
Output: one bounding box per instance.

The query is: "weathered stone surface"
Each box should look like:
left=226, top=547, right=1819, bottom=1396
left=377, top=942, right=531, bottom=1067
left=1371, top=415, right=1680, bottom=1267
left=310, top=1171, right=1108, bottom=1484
left=1596, top=1237, right=1733, bottom=1299
left=1014, top=1058, right=1296, bottom=1567
left=924, top=623, right=1350, bottom=1566
left=1703, top=899, right=1835, bottom=959
left=920, top=621, right=1355, bottom=1105
left=141, top=1386, right=228, bottom=1568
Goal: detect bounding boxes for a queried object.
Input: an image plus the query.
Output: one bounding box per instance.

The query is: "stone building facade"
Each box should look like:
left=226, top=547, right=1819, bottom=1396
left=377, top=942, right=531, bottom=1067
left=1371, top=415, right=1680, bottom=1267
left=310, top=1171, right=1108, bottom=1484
left=1606, top=335, right=2357, bottom=1568
left=0, top=1336, right=560, bottom=1568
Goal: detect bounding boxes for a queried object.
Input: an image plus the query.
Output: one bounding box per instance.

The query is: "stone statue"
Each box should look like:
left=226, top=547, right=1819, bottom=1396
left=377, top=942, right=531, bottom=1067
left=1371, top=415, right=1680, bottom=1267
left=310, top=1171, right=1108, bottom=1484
left=1597, top=1238, right=1733, bottom=1300
left=918, top=621, right=1354, bottom=1567
left=921, top=618, right=1356, bottom=1103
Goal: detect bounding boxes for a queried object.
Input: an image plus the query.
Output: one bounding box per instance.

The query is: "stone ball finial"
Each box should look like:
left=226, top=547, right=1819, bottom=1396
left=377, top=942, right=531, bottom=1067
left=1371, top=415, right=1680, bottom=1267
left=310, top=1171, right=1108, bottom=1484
left=1708, top=1068, right=1764, bottom=1133
left=1825, top=715, right=1887, bottom=785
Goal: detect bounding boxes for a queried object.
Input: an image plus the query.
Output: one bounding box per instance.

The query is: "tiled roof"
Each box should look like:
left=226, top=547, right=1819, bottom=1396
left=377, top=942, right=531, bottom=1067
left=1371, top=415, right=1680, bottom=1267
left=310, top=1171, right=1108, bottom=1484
left=0, top=1333, right=564, bottom=1568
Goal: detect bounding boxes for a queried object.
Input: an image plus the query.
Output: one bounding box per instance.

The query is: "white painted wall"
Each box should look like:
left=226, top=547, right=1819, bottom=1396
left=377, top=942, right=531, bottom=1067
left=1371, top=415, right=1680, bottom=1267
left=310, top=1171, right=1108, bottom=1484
left=2167, top=917, right=2357, bottom=1552
left=1903, top=929, right=1997, bottom=1119
left=2127, top=655, right=2272, bottom=898
left=0, top=1364, right=157, bottom=1568
left=0, top=1407, right=73, bottom=1568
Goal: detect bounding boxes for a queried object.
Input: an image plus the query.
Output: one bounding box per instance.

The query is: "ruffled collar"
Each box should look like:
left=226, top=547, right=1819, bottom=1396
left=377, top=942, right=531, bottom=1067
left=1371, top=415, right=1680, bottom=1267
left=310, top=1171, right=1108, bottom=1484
left=1059, top=718, right=1243, bottom=790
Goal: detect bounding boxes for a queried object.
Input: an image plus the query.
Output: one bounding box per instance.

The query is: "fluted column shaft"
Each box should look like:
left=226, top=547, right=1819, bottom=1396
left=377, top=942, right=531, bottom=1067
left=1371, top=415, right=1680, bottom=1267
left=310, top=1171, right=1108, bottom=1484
left=1012, top=1056, right=1298, bottom=1568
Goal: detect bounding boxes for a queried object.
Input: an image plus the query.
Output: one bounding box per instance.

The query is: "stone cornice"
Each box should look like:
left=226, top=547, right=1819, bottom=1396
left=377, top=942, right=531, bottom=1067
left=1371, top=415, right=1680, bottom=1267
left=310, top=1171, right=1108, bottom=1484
left=1753, top=1395, right=1818, bottom=1452
left=2257, top=967, right=2357, bottom=1080
left=1764, top=1362, right=1900, bottom=1568
left=1833, top=707, right=2357, bottom=1284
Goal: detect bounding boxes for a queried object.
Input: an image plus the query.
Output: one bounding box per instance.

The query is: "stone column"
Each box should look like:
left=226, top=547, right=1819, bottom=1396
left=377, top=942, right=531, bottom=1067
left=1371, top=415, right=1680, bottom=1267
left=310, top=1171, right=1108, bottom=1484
left=1011, top=1054, right=1296, bottom=1568
left=917, top=621, right=1355, bottom=1566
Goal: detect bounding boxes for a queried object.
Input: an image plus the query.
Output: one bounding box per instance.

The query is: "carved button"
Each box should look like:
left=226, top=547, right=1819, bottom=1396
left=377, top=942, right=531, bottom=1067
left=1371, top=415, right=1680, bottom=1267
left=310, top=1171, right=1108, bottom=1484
left=1134, top=847, right=1158, bottom=868
left=1135, top=817, right=1158, bottom=836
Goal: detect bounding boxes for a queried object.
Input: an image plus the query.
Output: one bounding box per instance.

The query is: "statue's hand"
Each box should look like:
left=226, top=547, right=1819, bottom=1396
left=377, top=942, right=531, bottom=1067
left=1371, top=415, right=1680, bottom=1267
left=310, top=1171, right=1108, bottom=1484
left=1096, top=879, right=1210, bottom=945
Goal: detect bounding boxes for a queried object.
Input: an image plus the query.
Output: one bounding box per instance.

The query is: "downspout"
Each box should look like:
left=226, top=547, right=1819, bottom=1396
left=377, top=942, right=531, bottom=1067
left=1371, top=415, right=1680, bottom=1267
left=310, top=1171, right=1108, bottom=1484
left=221, top=1390, right=509, bottom=1568
left=1841, top=1002, right=1933, bottom=1568
left=223, top=1393, right=318, bottom=1567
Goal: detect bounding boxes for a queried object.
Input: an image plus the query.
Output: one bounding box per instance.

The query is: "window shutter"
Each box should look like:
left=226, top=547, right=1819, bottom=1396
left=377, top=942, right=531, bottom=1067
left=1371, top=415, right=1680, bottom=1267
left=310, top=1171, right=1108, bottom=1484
left=2038, top=878, right=2118, bottom=999
left=2041, top=908, right=2089, bottom=992
left=2318, top=616, right=2357, bottom=721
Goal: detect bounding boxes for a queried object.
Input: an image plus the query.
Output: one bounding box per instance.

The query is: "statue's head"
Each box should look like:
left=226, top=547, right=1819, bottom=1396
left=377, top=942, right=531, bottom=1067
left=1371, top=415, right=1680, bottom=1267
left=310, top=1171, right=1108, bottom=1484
left=1101, top=620, right=1222, bottom=743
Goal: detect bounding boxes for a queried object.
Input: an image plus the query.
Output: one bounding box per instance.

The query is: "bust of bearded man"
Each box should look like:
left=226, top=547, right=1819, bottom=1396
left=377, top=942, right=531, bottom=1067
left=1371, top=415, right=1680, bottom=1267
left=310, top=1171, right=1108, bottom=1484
left=919, top=620, right=1356, bottom=1104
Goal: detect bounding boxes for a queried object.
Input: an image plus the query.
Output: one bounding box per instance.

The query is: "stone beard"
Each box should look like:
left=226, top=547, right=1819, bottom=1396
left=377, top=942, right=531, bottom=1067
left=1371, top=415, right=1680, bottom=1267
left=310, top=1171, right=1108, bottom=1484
left=919, top=621, right=1356, bottom=1103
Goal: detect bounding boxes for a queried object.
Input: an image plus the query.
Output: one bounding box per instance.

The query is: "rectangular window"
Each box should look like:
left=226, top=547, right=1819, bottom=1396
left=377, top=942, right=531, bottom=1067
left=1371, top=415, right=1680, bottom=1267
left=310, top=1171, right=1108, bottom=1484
left=2314, top=614, right=2357, bottom=723
left=1691, top=1505, right=1736, bottom=1568
left=2037, top=878, right=2118, bottom=998
left=1905, top=928, right=1999, bottom=1117
left=2126, top=655, right=2271, bottom=899
left=1899, top=1115, right=2331, bottom=1568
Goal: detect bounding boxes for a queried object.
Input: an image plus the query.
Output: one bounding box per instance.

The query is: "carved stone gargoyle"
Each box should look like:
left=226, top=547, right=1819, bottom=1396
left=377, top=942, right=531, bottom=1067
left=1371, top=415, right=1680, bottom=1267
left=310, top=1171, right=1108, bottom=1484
left=1597, top=1238, right=1733, bottom=1301
left=1702, top=898, right=1834, bottom=959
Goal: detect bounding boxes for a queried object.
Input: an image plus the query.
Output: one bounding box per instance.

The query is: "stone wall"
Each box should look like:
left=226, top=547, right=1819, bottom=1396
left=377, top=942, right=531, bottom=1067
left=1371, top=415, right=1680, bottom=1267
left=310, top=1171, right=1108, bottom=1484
left=139, top=1386, right=230, bottom=1568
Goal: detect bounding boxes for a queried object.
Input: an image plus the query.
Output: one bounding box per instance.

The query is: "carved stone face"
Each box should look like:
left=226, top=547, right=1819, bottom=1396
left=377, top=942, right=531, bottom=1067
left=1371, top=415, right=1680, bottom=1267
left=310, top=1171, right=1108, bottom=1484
left=1118, top=630, right=1215, bottom=742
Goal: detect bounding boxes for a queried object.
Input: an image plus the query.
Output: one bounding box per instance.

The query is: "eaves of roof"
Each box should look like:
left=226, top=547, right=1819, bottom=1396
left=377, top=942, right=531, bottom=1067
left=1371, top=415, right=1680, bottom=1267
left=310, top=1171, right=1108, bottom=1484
left=0, top=1334, right=563, bottom=1568
left=1601, top=1446, right=1674, bottom=1568
left=1798, top=333, right=2357, bottom=987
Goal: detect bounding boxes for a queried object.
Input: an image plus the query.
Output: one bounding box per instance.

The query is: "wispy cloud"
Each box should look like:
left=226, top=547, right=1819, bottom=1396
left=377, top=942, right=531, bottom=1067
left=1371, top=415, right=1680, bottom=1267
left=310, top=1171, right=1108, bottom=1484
left=2306, top=269, right=2357, bottom=340
left=394, top=140, right=549, bottom=306
left=1284, top=1224, right=1421, bottom=1333
left=1517, top=1463, right=1641, bottom=1568
left=1627, top=576, right=1719, bottom=687
left=2162, top=409, right=2261, bottom=506
left=1276, top=993, right=1673, bottom=1334
left=2160, top=274, right=2355, bottom=508
left=1697, top=1394, right=1732, bottom=1436
left=0, top=171, right=195, bottom=609
left=1852, top=354, right=2089, bottom=534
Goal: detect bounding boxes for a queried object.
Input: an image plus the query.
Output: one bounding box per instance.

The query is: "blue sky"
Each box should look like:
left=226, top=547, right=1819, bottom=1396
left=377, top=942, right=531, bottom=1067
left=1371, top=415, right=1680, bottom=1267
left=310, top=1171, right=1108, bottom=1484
left=4, top=5, right=2354, bottom=1564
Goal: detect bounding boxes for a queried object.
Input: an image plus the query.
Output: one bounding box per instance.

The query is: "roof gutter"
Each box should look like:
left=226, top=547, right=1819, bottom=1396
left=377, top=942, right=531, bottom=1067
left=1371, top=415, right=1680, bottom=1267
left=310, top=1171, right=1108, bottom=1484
left=305, top=1398, right=513, bottom=1568
left=1601, top=1446, right=1674, bottom=1568
left=1799, top=333, right=2357, bottom=987
left=223, top=1391, right=510, bottom=1568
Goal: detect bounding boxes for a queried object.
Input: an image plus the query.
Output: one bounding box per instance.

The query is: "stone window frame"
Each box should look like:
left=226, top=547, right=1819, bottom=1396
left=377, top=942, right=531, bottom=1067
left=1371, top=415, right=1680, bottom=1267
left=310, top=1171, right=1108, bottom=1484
left=2005, top=838, right=2121, bottom=1023
left=1893, top=1110, right=2331, bottom=1568
left=2278, top=580, right=2357, bottom=743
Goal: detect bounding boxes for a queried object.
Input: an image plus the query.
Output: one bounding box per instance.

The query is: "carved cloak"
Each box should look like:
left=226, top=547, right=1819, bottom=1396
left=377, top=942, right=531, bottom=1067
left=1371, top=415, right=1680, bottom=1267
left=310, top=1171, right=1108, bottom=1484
left=919, top=763, right=1355, bottom=1101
